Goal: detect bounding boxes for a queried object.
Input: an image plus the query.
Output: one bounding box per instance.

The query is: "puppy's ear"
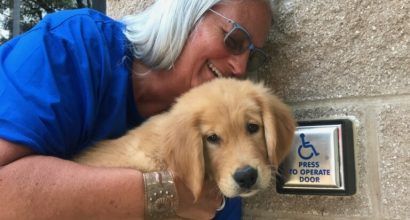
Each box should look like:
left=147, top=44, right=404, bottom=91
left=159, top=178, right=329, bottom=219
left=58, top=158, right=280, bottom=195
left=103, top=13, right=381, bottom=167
left=163, top=112, right=205, bottom=201
left=254, top=86, right=296, bottom=168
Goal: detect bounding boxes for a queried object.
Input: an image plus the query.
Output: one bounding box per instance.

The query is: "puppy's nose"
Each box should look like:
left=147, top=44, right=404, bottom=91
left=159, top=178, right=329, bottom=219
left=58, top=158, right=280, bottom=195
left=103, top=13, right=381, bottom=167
left=233, top=165, right=258, bottom=189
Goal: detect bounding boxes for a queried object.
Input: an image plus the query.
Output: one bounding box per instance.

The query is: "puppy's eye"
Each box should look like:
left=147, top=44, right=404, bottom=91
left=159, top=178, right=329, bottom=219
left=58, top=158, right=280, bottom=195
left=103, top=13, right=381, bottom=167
left=247, top=123, right=260, bottom=134
left=206, top=134, right=220, bottom=144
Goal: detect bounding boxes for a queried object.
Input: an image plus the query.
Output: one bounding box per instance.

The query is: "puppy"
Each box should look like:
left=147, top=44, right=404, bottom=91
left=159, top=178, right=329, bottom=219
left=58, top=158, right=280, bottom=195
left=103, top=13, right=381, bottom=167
left=74, top=78, right=295, bottom=200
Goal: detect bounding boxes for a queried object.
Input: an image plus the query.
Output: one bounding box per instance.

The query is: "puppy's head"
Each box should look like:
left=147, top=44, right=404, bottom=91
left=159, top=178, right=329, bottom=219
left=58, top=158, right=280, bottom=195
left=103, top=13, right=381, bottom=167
left=164, top=78, right=295, bottom=200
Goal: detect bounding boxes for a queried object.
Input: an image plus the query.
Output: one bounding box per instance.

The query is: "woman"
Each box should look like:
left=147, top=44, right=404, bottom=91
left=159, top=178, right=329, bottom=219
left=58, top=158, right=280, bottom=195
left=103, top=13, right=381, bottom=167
left=0, top=0, right=272, bottom=219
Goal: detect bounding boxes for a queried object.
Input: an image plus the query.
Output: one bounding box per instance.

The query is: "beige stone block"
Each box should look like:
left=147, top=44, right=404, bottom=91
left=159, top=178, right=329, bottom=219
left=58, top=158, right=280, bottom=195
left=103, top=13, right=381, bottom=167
left=258, top=0, right=409, bottom=102
left=377, top=104, right=410, bottom=219
left=107, top=0, right=153, bottom=19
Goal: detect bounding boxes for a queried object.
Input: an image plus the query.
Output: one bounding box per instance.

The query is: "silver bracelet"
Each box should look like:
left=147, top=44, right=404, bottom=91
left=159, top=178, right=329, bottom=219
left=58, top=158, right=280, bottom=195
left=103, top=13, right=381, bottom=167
left=143, top=171, right=179, bottom=219
left=216, top=196, right=226, bottom=211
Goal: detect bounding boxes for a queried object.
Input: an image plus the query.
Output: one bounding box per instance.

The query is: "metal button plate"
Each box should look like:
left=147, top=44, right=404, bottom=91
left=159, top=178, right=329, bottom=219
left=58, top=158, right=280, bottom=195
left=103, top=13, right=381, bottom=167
left=282, top=125, right=343, bottom=189
left=276, top=120, right=356, bottom=195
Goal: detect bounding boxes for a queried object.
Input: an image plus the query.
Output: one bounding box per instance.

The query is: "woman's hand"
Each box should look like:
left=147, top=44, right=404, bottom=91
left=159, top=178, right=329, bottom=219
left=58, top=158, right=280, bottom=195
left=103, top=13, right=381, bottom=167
left=174, top=176, right=223, bottom=220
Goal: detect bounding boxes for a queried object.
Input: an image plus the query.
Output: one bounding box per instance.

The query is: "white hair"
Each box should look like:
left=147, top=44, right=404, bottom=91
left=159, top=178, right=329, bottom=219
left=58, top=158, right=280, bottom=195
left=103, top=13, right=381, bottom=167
left=122, top=0, right=272, bottom=70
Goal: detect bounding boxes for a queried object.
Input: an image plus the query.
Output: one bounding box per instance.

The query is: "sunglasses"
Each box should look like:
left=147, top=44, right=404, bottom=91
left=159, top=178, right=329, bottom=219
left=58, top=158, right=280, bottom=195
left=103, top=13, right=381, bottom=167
left=209, top=9, right=268, bottom=72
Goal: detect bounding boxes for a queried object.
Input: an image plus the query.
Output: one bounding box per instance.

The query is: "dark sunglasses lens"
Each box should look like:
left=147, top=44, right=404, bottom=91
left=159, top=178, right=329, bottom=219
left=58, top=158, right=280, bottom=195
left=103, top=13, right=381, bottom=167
left=224, top=28, right=250, bottom=54
left=247, top=50, right=267, bottom=71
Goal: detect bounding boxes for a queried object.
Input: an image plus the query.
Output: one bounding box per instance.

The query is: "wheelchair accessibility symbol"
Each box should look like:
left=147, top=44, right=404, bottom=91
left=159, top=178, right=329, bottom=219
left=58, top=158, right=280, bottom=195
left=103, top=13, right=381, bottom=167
left=298, top=133, right=320, bottom=160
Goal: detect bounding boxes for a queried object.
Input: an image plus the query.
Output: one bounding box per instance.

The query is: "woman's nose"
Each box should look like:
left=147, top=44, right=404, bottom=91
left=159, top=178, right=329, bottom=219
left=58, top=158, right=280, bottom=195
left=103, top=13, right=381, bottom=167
left=228, top=51, right=250, bottom=78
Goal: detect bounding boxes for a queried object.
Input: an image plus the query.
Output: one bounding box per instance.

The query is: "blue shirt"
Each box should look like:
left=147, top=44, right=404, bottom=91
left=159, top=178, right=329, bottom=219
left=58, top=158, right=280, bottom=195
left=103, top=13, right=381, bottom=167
left=0, top=8, right=241, bottom=220
left=0, top=8, right=142, bottom=158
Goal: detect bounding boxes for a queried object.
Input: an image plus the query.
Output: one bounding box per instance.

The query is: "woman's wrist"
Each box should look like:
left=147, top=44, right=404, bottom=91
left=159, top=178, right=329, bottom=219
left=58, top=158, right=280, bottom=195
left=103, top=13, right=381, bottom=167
left=142, top=170, right=179, bottom=219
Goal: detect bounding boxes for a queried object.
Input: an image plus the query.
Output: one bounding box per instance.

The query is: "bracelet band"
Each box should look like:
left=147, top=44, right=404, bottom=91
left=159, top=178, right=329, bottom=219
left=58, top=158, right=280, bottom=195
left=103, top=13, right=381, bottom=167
left=143, top=171, right=178, bottom=219
left=216, top=196, right=226, bottom=211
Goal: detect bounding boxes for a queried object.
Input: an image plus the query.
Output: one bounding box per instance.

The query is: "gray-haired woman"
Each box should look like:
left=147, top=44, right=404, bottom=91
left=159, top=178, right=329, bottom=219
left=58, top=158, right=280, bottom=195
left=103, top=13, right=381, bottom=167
left=0, top=0, right=272, bottom=219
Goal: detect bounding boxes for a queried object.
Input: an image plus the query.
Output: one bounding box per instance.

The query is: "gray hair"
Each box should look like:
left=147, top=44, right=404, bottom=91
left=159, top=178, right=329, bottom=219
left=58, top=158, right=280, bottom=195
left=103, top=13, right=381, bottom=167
left=122, top=0, right=272, bottom=70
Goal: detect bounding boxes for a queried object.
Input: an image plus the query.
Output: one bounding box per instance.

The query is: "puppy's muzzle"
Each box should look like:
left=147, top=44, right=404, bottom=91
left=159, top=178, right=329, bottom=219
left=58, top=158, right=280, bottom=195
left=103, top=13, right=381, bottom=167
left=233, top=165, right=258, bottom=189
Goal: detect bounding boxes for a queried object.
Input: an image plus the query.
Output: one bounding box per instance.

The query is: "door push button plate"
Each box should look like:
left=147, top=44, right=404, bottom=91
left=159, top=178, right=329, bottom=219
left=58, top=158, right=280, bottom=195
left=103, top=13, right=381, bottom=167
left=277, top=120, right=356, bottom=195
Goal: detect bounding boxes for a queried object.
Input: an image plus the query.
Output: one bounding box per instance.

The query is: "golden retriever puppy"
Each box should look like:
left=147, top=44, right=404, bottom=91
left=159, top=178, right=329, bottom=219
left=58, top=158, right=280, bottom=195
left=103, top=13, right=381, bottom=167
left=74, top=78, right=295, bottom=199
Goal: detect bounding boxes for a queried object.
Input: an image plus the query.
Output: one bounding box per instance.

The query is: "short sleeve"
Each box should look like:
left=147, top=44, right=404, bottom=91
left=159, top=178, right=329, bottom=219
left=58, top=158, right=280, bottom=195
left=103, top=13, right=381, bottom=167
left=0, top=9, right=139, bottom=158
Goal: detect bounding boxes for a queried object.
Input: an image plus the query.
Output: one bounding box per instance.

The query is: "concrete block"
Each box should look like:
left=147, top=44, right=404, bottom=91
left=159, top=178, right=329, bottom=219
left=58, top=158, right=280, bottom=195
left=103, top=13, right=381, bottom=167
left=377, top=104, right=410, bottom=219
left=107, top=0, right=153, bottom=19
left=258, top=0, right=409, bottom=102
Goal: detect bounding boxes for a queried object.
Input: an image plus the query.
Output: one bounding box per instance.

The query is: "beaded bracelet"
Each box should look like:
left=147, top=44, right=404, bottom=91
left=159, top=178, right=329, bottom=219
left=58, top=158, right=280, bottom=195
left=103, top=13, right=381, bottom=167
left=143, top=171, right=179, bottom=219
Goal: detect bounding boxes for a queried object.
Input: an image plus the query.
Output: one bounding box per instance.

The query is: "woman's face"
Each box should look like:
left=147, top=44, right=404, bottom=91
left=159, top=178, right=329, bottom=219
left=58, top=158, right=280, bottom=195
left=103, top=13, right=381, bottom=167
left=170, top=0, right=272, bottom=89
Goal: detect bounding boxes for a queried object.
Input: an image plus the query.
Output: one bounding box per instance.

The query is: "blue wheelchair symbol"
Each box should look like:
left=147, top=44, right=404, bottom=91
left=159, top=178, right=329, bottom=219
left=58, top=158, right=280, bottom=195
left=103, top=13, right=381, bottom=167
left=298, top=133, right=320, bottom=160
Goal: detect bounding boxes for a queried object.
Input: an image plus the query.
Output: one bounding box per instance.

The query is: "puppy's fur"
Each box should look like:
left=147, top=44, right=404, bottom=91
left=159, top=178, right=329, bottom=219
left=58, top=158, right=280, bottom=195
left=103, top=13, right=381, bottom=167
left=74, top=78, right=295, bottom=199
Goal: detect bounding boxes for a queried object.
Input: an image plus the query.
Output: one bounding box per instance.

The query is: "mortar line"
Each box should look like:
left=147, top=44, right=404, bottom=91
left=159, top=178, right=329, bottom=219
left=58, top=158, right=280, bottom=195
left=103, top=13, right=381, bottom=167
left=245, top=208, right=375, bottom=220
left=288, top=94, right=410, bottom=109
left=364, top=106, right=382, bottom=218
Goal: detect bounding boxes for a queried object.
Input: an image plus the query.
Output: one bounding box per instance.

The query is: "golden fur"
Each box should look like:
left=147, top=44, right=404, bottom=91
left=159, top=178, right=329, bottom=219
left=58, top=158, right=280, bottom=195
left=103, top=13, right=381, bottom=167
left=74, top=78, right=295, bottom=199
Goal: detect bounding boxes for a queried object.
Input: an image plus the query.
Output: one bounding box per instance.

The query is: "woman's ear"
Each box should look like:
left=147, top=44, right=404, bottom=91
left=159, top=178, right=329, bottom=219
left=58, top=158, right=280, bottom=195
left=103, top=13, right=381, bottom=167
left=254, top=86, right=296, bottom=168
left=163, top=112, right=205, bottom=201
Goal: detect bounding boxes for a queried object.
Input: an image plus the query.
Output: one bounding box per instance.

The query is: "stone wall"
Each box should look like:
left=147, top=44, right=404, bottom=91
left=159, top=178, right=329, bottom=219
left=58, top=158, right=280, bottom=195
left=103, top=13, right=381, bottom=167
left=107, top=0, right=409, bottom=219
